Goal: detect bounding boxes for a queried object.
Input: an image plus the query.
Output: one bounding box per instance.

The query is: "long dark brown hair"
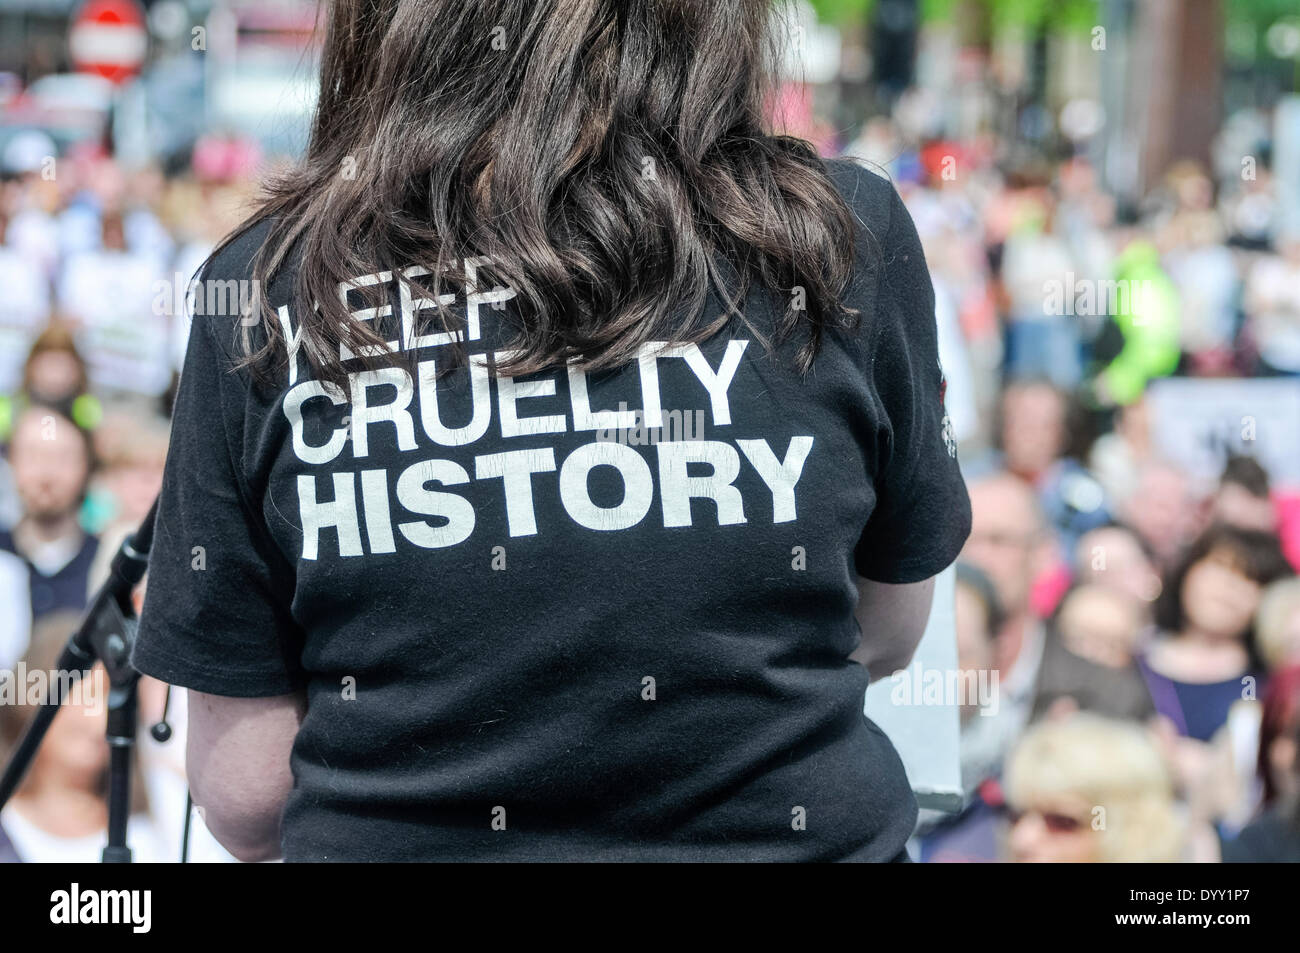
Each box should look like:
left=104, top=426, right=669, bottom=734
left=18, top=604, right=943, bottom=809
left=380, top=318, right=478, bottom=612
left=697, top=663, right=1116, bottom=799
left=224, top=0, right=861, bottom=387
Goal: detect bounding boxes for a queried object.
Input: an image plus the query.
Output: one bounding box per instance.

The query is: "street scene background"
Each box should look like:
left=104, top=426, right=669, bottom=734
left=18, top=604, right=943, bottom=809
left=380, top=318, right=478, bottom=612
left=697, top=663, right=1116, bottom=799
left=1, top=0, right=1299, bottom=862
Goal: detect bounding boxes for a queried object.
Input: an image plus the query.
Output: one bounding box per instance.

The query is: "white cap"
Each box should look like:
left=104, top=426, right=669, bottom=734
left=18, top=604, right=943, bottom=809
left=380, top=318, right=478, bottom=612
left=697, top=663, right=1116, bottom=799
left=2, top=129, right=58, bottom=175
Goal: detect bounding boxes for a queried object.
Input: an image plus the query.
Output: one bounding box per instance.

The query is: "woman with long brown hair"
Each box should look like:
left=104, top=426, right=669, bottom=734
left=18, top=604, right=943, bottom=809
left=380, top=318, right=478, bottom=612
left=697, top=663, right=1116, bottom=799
left=132, top=0, right=970, bottom=861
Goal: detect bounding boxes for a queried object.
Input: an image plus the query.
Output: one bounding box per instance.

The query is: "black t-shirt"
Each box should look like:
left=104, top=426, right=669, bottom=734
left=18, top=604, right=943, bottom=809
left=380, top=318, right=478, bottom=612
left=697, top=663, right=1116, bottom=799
left=132, top=160, right=971, bottom=861
left=1219, top=805, right=1300, bottom=862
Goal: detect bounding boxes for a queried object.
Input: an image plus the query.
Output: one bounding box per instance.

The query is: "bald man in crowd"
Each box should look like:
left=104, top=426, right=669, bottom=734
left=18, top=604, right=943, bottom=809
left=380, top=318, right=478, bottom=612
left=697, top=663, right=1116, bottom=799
left=961, top=471, right=1056, bottom=734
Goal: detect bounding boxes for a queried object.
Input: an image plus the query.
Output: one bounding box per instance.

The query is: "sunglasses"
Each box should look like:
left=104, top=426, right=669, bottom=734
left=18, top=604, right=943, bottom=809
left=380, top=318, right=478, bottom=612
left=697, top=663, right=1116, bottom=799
left=1004, top=806, right=1087, bottom=834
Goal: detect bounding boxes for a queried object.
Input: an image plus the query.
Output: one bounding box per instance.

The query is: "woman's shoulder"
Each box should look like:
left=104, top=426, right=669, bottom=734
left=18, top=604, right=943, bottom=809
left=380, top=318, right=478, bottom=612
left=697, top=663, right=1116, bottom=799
left=822, top=157, right=905, bottom=245
left=186, top=214, right=289, bottom=367
left=194, top=215, right=281, bottom=298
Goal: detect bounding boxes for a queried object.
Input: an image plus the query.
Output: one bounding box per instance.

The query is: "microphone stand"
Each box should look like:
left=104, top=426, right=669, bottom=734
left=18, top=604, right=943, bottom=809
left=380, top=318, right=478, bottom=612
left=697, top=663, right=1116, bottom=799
left=0, top=496, right=163, bottom=863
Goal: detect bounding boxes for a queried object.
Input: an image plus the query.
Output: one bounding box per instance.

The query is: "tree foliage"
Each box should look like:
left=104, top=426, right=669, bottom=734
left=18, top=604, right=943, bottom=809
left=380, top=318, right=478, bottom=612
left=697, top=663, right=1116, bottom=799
left=805, top=0, right=1100, bottom=32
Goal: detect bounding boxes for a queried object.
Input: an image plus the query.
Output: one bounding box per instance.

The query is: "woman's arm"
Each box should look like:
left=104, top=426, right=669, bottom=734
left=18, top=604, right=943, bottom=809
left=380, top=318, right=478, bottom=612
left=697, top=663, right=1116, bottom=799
left=850, top=576, right=936, bottom=683
left=186, top=689, right=307, bottom=862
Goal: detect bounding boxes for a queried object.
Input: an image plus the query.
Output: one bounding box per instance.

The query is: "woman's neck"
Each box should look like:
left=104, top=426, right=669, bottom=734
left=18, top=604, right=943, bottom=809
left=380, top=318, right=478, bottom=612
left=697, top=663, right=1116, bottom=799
left=1179, top=624, right=1245, bottom=648
left=10, top=779, right=106, bottom=838
left=1150, top=627, right=1249, bottom=682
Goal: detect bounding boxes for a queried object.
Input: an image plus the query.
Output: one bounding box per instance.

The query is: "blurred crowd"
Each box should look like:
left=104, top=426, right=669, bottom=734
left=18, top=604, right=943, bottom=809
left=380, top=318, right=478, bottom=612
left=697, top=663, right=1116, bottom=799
left=847, top=96, right=1300, bottom=862
left=0, top=131, right=258, bottom=863
left=1, top=81, right=1300, bottom=862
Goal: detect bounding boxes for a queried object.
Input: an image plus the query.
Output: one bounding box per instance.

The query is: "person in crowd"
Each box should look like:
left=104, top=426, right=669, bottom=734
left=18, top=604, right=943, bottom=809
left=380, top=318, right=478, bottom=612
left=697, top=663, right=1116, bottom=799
left=0, top=611, right=164, bottom=862
left=1136, top=526, right=1292, bottom=833
left=996, top=191, right=1083, bottom=389
left=997, top=378, right=1110, bottom=556
left=1219, top=157, right=1274, bottom=251
left=1141, top=524, right=1293, bottom=742
left=0, top=324, right=101, bottom=534
left=56, top=157, right=124, bottom=261
left=1219, top=663, right=1300, bottom=862
left=164, top=183, right=257, bottom=381
left=0, top=208, right=52, bottom=395
left=0, top=129, right=60, bottom=282
left=0, top=406, right=98, bottom=625
left=83, top=410, right=168, bottom=544
left=1003, top=713, right=1189, bottom=862
left=1255, top=578, right=1300, bottom=675
left=19, top=322, right=89, bottom=409
left=1093, top=239, right=1182, bottom=407
left=1153, top=160, right=1219, bottom=251
left=1120, top=460, right=1203, bottom=574
left=122, top=164, right=174, bottom=273
left=1210, top=455, right=1276, bottom=535
left=1052, top=156, right=1117, bottom=296
left=999, top=378, right=1067, bottom=486
left=962, top=472, right=1055, bottom=735
left=1162, top=205, right=1239, bottom=374
left=56, top=208, right=171, bottom=400
left=1088, top=393, right=1157, bottom=508
left=1032, top=583, right=1154, bottom=723
left=1191, top=576, right=1300, bottom=833
left=1073, top=522, right=1164, bottom=607
left=0, top=548, right=29, bottom=670
left=0, top=323, right=102, bottom=440
left=1244, top=232, right=1300, bottom=376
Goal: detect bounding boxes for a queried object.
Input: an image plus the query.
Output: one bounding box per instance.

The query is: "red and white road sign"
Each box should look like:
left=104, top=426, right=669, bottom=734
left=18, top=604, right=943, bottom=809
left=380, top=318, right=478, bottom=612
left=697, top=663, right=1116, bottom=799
left=69, top=0, right=148, bottom=85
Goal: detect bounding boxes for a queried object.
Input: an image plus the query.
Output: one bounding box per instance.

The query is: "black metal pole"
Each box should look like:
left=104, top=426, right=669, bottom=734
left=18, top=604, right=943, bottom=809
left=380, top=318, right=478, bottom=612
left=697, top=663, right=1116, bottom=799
left=0, top=496, right=159, bottom=864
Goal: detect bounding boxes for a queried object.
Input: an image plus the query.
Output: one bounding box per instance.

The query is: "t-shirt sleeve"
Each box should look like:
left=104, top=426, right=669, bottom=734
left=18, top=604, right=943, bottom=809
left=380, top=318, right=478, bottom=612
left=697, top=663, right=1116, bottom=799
left=854, top=185, right=972, bottom=583
left=132, top=305, right=305, bottom=697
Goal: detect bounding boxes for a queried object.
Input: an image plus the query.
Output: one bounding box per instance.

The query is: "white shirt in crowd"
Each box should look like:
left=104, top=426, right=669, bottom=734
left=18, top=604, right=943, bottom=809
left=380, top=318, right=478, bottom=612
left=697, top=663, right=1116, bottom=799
left=58, top=247, right=172, bottom=398
left=0, top=246, right=52, bottom=393
left=0, top=804, right=169, bottom=863
left=0, top=550, right=30, bottom=670
left=1247, top=254, right=1300, bottom=372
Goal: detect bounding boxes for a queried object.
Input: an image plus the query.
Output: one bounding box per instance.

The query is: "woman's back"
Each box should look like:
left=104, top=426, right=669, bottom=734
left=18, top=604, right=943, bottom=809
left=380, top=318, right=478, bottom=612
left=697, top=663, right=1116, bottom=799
left=133, top=162, right=969, bottom=860
left=131, top=0, right=970, bottom=861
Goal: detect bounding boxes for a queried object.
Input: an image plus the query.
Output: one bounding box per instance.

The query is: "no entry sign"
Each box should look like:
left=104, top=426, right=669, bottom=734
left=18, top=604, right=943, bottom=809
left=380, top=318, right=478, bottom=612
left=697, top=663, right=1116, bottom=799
left=69, top=0, right=148, bottom=85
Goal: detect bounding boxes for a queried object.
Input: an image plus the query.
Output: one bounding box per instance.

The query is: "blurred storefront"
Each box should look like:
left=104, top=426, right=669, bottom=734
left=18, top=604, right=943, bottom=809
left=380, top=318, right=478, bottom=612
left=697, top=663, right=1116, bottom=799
left=0, top=0, right=320, bottom=168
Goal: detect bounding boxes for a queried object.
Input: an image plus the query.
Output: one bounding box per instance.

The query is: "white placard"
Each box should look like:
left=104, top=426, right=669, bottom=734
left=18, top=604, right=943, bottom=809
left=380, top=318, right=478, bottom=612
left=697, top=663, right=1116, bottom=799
left=1144, top=377, right=1300, bottom=490
left=864, top=564, right=963, bottom=812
